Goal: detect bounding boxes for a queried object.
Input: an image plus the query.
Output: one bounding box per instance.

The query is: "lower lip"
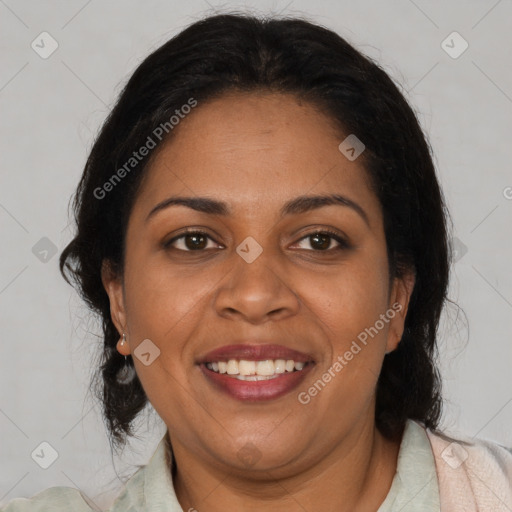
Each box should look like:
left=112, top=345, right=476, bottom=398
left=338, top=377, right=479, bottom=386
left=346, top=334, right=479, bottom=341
left=199, top=363, right=314, bottom=401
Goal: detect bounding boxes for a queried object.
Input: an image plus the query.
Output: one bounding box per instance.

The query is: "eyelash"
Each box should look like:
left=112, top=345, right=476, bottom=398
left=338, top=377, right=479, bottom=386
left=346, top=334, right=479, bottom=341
left=164, top=228, right=350, bottom=253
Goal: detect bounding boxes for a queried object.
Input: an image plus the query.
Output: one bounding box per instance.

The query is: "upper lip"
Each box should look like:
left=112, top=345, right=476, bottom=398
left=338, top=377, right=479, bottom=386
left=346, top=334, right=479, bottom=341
left=196, top=343, right=314, bottom=364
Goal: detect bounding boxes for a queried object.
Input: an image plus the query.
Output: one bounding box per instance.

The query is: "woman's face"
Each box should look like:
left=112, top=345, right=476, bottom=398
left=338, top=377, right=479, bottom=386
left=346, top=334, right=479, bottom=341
left=104, top=91, right=414, bottom=474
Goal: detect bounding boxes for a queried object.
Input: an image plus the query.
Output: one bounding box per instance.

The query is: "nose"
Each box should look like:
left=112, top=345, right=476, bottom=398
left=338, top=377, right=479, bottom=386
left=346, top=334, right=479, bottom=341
left=213, top=246, right=301, bottom=324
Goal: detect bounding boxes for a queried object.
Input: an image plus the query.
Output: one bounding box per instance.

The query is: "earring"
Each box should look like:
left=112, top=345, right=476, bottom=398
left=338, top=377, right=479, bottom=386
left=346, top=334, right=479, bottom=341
left=118, top=332, right=127, bottom=350
left=116, top=333, right=136, bottom=384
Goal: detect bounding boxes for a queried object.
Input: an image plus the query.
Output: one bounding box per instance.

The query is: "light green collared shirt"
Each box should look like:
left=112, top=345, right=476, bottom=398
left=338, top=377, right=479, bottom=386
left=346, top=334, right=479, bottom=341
left=377, top=420, right=440, bottom=511
left=1, top=420, right=439, bottom=511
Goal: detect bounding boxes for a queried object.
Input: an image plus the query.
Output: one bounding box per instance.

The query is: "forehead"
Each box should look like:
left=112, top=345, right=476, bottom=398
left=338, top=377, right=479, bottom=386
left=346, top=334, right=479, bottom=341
left=133, top=92, right=380, bottom=225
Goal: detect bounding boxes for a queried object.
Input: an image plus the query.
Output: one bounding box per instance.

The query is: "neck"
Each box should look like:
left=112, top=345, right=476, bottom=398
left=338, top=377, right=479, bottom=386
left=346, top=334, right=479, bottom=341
left=170, top=418, right=403, bottom=512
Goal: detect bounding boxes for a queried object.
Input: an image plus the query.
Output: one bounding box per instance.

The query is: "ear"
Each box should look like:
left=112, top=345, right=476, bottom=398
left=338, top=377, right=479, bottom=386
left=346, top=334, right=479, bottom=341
left=385, top=269, right=415, bottom=354
left=101, top=260, right=130, bottom=356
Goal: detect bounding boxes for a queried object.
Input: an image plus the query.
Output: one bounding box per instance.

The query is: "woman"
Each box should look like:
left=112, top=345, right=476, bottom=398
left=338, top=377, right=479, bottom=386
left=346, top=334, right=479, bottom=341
left=3, top=13, right=511, bottom=512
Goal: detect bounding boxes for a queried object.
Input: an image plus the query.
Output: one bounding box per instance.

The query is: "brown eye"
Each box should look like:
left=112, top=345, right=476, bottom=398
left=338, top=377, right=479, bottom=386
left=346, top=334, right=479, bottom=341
left=183, top=233, right=208, bottom=250
left=295, top=231, right=349, bottom=251
left=310, top=233, right=331, bottom=250
left=165, top=231, right=218, bottom=251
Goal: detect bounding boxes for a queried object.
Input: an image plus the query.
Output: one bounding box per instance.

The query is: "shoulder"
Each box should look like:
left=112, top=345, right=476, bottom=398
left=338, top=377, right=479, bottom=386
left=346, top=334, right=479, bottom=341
left=1, top=436, right=171, bottom=512
left=425, top=425, right=512, bottom=512
left=426, top=426, right=512, bottom=471
left=0, top=486, right=94, bottom=512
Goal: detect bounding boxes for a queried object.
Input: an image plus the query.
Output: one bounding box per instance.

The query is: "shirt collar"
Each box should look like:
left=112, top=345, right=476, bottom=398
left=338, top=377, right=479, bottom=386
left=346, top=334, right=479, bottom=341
left=377, top=420, right=440, bottom=511
left=141, top=432, right=182, bottom=511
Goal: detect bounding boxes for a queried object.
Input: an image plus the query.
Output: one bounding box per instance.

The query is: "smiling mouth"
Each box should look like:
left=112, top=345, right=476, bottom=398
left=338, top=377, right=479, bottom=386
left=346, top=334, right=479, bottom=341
left=204, top=359, right=311, bottom=380
left=199, top=358, right=315, bottom=401
left=196, top=343, right=315, bottom=400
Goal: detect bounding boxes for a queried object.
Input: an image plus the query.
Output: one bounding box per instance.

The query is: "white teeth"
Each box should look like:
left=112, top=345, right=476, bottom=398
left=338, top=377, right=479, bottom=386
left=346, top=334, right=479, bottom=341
left=256, top=360, right=275, bottom=376
left=238, top=360, right=256, bottom=376
left=205, top=358, right=309, bottom=377
left=274, top=359, right=286, bottom=373
left=226, top=359, right=239, bottom=375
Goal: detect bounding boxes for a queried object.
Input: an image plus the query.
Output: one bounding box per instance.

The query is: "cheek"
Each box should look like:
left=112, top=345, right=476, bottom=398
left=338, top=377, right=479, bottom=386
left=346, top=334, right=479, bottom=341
left=293, top=260, right=391, bottom=435
left=124, top=253, right=211, bottom=334
left=121, top=249, right=227, bottom=398
left=121, top=257, right=203, bottom=424
left=305, top=252, right=390, bottom=343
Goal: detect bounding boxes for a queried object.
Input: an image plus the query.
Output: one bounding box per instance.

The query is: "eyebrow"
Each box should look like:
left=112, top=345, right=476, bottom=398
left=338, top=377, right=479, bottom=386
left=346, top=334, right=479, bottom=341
left=146, top=193, right=370, bottom=227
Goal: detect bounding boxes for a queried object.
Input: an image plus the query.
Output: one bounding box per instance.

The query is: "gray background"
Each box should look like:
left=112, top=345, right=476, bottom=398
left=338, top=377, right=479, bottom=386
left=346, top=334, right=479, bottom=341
left=1, top=0, right=511, bottom=509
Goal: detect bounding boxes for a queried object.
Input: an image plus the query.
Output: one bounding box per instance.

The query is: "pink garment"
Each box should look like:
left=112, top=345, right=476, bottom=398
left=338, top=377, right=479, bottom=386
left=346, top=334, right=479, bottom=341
left=426, top=428, right=512, bottom=511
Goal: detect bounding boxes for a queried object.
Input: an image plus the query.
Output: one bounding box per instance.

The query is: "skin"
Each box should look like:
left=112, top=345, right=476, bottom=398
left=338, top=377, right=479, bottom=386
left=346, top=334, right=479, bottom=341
left=102, top=91, right=415, bottom=512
